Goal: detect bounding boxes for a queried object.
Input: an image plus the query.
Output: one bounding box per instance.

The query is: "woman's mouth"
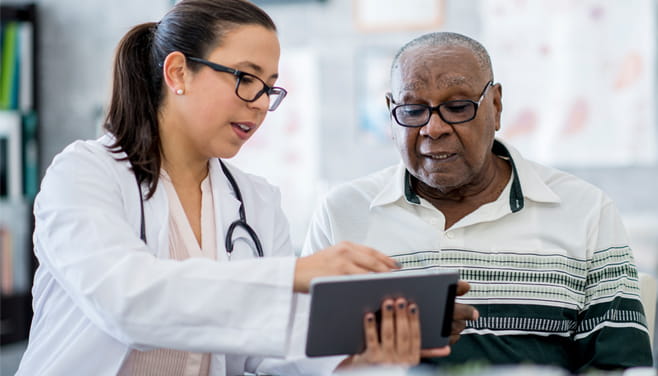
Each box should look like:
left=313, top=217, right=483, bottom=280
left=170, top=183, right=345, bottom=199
left=231, top=122, right=255, bottom=140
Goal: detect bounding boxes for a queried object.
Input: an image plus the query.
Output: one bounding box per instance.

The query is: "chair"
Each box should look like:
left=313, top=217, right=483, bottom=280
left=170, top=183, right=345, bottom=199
left=638, top=272, right=657, bottom=349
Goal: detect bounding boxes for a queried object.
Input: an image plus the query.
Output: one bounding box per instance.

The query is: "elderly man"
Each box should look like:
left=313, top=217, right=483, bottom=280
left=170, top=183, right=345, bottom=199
left=302, top=32, right=653, bottom=372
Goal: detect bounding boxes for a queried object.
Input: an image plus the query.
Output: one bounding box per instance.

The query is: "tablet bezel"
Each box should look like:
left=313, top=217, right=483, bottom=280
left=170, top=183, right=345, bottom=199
left=305, top=269, right=459, bottom=357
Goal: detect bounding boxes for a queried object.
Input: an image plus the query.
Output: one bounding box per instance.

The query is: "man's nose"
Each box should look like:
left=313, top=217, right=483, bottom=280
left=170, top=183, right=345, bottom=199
left=420, top=110, right=453, bottom=139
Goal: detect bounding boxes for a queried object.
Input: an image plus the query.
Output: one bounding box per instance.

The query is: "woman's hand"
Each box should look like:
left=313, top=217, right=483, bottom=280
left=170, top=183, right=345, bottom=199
left=293, top=242, right=400, bottom=293
left=336, top=298, right=450, bottom=370
left=335, top=280, right=479, bottom=370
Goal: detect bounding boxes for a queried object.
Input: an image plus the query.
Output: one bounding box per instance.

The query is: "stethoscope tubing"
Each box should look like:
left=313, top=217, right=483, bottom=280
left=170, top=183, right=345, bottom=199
left=135, top=159, right=264, bottom=258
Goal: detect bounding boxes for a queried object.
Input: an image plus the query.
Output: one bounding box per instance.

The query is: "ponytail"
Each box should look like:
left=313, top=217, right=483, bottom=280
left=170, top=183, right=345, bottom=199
left=103, top=0, right=276, bottom=199
left=104, top=22, right=162, bottom=198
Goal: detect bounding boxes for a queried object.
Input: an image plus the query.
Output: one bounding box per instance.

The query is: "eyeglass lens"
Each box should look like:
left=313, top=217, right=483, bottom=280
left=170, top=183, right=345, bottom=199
left=236, top=73, right=286, bottom=111
left=395, top=101, right=477, bottom=126
left=392, top=81, right=492, bottom=127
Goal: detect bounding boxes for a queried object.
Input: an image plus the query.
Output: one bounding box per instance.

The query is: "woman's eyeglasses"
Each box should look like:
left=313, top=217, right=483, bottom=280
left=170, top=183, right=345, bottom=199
left=187, top=56, right=287, bottom=111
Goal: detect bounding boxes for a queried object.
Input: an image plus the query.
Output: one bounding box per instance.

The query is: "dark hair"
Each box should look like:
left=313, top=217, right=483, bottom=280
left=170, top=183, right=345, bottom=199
left=103, top=0, right=276, bottom=198
left=391, top=32, right=494, bottom=83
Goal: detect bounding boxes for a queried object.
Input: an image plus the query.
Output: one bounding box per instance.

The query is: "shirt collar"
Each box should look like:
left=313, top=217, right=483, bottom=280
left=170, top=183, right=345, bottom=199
left=370, top=138, right=560, bottom=210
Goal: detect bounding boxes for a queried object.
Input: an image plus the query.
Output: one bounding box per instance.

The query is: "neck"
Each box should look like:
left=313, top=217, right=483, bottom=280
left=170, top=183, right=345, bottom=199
left=159, top=111, right=211, bottom=186
left=160, top=137, right=209, bottom=188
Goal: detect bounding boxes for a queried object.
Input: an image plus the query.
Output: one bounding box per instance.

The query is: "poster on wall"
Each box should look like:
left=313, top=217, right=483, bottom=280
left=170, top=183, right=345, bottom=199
left=353, top=0, right=444, bottom=32
left=229, top=48, right=320, bottom=251
left=482, top=0, right=657, bottom=167
left=356, top=48, right=397, bottom=145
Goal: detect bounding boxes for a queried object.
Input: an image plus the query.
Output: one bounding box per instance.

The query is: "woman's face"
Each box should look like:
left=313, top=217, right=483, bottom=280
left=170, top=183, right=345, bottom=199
left=164, top=24, right=281, bottom=161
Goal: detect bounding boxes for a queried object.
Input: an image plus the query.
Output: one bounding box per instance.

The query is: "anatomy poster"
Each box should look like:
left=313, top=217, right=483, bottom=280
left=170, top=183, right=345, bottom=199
left=481, top=0, right=656, bottom=166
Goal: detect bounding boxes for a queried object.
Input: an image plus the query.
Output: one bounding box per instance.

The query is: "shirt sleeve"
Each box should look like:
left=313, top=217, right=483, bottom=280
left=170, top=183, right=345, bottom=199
left=573, top=200, right=653, bottom=371
left=301, top=198, right=335, bottom=257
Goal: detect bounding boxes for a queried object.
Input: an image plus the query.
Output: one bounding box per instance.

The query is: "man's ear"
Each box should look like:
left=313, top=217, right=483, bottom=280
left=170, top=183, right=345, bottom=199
left=492, top=83, right=503, bottom=131
left=162, top=51, right=188, bottom=95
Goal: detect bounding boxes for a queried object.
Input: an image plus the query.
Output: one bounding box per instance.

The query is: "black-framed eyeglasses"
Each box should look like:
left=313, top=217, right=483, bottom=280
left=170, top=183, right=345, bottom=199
left=187, top=56, right=287, bottom=112
left=387, top=81, right=494, bottom=127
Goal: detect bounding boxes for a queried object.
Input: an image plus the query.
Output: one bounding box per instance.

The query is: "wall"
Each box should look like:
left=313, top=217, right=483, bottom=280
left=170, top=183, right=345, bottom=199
left=29, top=0, right=658, bottom=264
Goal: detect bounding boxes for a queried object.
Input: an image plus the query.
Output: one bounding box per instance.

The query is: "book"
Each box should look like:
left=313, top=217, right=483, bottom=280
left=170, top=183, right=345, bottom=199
left=18, top=22, right=33, bottom=111
left=0, top=22, right=18, bottom=110
left=21, top=111, right=38, bottom=199
left=0, top=225, right=13, bottom=294
left=0, top=111, right=21, bottom=200
left=0, top=136, right=7, bottom=197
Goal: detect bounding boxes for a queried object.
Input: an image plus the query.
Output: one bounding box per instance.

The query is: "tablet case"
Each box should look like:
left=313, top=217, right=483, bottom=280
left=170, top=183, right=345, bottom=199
left=305, top=269, right=459, bottom=357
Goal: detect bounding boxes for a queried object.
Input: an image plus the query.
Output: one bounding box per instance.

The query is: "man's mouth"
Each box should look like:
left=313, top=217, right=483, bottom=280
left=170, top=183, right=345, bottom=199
left=425, top=152, right=456, bottom=160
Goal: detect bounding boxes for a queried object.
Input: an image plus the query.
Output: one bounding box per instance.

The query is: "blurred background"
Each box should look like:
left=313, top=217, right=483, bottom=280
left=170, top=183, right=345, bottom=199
left=1, top=0, right=657, bottom=373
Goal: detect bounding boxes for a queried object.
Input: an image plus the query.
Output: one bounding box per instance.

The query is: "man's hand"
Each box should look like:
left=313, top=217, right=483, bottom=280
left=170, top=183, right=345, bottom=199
left=449, top=280, right=479, bottom=345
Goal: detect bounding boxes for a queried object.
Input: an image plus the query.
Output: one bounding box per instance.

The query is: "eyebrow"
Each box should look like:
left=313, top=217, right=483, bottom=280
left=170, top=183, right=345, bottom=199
left=234, top=61, right=279, bottom=80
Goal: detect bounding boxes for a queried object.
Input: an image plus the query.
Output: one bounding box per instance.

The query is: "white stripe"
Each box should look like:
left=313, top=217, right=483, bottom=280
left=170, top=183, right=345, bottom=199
left=461, top=328, right=572, bottom=337
left=574, top=321, right=649, bottom=340
left=457, top=297, right=580, bottom=310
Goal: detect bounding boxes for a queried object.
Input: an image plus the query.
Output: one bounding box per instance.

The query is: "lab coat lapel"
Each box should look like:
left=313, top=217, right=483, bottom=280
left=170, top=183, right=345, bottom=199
left=209, top=159, right=241, bottom=262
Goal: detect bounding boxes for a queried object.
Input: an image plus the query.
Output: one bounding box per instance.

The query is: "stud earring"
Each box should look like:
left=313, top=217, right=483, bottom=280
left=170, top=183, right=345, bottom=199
left=176, top=89, right=184, bottom=95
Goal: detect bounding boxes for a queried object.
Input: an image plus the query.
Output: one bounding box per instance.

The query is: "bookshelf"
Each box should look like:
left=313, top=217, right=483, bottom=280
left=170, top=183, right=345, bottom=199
left=0, top=3, right=39, bottom=346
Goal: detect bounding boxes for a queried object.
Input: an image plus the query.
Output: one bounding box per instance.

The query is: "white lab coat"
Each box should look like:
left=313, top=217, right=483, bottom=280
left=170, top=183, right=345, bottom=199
left=16, top=135, right=302, bottom=376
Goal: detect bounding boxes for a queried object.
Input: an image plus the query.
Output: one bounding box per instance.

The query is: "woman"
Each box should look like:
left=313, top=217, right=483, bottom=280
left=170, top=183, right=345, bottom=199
left=16, top=1, right=450, bottom=375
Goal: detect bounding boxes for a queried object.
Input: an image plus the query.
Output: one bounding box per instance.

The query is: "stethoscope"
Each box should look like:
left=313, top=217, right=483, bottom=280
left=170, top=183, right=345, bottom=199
left=135, top=159, right=264, bottom=259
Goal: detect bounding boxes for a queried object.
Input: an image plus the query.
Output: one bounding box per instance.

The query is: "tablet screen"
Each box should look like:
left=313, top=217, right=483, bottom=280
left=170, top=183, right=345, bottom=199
left=305, top=269, right=459, bottom=357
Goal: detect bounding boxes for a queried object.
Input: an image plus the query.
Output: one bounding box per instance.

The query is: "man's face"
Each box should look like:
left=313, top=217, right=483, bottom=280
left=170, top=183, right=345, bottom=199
left=388, top=45, right=502, bottom=194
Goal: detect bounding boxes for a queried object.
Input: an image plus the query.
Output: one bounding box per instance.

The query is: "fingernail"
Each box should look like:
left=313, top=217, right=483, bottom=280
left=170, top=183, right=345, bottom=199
left=394, top=261, right=403, bottom=268
left=410, top=306, right=417, bottom=314
left=472, top=309, right=480, bottom=320
left=367, top=315, right=374, bottom=322
left=386, top=304, right=394, bottom=311
left=398, top=302, right=406, bottom=309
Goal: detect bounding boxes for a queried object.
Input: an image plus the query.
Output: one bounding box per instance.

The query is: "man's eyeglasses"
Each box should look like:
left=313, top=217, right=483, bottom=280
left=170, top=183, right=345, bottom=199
left=187, top=56, right=287, bottom=111
left=387, top=81, right=494, bottom=127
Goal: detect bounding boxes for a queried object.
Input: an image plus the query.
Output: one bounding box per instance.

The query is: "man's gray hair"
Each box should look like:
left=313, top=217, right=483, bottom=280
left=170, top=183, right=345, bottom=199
left=391, top=32, right=493, bottom=81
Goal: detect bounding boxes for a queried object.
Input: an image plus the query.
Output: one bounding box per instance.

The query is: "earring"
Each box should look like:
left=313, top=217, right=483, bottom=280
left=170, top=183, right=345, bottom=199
left=176, top=89, right=184, bottom=95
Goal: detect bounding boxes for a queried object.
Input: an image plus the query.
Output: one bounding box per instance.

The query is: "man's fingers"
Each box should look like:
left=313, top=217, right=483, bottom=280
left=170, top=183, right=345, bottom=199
left=456, top=280, right=470, bottom=296
left=453, top=302, right=479, bottom=321
left=421, top=346, right=451, bottom=358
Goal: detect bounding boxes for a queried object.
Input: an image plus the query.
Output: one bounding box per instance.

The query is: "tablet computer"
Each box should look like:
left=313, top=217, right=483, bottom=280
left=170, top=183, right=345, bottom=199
left=305, top=269, right=459, bottom=357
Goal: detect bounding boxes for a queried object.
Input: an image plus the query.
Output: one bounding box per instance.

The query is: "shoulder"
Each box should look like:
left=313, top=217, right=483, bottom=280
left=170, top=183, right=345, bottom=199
left=528, top=159, right=612, bottom=207
left=37, top=135, right=134, bottom=205
left=48, top=135, right=128, bottom=172
left=502, top=139, right=613, bottom=209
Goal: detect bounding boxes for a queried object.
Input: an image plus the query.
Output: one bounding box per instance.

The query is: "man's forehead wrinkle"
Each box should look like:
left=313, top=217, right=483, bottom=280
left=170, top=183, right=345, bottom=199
left=435, top=76, right=469, bottom=90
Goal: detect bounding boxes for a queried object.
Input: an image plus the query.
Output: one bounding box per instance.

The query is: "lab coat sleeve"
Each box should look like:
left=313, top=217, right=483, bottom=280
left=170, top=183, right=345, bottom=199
left=33, top=141, right=296, bottom=356
left=245, top=197, right=347, bottom=375
left=251, top=291, right=346, bottom=376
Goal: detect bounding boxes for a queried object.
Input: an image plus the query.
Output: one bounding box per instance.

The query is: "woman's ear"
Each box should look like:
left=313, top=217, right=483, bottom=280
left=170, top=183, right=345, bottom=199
left=162, top=51, right=188, bottom=96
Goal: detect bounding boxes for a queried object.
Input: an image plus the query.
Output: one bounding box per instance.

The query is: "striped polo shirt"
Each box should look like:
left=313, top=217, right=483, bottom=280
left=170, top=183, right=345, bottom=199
left=302, top=139, right=652, bottom=373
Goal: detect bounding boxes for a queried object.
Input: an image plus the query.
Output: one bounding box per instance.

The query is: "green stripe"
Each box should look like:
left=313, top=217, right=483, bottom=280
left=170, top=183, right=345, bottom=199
left=423, top=334, right=577, bottom=370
